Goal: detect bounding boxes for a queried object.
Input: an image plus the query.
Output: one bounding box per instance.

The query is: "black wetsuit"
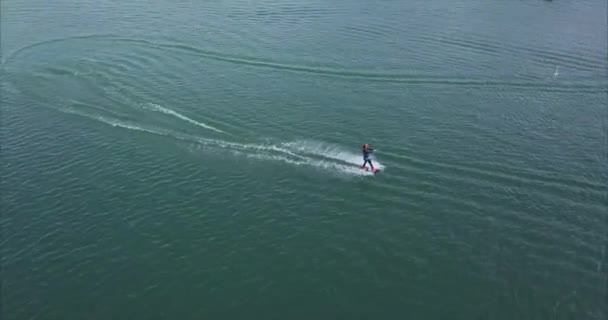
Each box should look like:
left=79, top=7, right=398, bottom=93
left=362, top=148, right=374, bottom=168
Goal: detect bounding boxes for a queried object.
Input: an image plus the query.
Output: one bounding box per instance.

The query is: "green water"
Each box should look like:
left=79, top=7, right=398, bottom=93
left=2, top=0, right=607, bottom=319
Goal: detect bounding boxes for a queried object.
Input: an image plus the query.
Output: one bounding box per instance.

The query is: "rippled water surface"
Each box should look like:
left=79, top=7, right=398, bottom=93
left=2, top=0, right=607, bottom=319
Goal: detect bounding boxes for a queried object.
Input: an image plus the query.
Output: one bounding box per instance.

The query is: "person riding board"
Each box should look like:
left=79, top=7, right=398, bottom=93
left=361, top=144, right=374, bottom=170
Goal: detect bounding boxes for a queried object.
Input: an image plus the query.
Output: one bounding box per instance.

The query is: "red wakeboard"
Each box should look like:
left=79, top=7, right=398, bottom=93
left=360, top=166, right=380, bottom=174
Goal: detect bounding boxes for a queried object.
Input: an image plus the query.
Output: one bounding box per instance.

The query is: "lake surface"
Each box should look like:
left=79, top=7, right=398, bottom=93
left=2, top=0, right=607, bottom=319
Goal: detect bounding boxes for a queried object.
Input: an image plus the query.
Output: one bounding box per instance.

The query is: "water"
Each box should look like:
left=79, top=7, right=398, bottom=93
left=2, top=0, right=607, bottom=318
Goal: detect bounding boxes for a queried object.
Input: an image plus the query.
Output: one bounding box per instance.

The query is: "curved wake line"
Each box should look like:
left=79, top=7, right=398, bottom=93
left=415, top=34, right=606, bottom=72
left=2, top=34, right=117, bottom=65
left=58, top=108, right=380, bottom=176
left=5, top=34, right=606, bottom=93
left=156, top=42, right=608, bottom=91
left=140, top=103, right=227, bottom=134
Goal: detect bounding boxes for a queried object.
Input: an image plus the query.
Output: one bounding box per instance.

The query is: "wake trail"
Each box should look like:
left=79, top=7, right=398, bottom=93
left=234, top=152, right=378, bottom=176
left=141, top=103, right=227, bottom=134
left=60, top=107, right=173, bottom=136
left=59, top=109, right=382, bottom=176
left=281, top=140, right=385, bottom=170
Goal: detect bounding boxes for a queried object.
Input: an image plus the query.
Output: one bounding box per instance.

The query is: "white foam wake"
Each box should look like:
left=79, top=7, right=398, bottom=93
left=142, top=103, right=226, bottom=134
left=59, top=109, right=383, bottom=176
left=60, top=107, right=173, bottom=136
left=281, top=140, right=385, bottom=170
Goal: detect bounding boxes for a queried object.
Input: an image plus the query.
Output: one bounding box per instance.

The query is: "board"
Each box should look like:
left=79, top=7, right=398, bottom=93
left=361, top=167, right=380, bottom=174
